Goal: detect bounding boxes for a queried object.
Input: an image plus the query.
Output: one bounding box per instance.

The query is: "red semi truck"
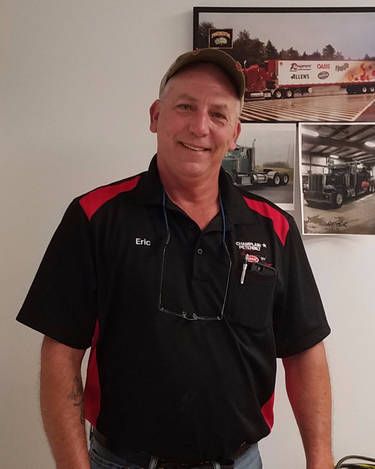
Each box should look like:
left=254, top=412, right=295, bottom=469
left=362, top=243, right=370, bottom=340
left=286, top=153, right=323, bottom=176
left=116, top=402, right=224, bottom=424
left=243, top=60, right=375, bottom=99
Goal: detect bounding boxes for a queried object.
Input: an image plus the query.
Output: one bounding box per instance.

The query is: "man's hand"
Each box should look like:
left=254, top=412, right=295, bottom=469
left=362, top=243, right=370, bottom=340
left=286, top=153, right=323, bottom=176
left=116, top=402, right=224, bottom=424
left=40, top=336, right=90, bottom=469
left=283, top=341, right=334, bottom=469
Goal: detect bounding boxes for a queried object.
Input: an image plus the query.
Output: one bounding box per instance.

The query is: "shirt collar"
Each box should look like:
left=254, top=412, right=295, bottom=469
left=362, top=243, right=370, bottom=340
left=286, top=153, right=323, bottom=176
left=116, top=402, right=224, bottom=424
left=218, top=168, right=258, bottom=227
left=134, top=155, right=164, bottom=206
left=135, top=155, right=258, bottom=227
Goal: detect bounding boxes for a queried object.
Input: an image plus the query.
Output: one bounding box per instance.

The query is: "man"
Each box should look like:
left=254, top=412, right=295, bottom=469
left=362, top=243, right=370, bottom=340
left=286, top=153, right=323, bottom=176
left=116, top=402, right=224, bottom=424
left=17, top=49, right=333, bottom=469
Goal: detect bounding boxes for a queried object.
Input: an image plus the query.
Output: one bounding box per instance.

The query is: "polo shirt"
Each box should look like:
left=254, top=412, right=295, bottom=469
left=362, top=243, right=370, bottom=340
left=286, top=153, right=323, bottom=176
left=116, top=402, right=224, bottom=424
left=17, top=156, right=330, bottom=461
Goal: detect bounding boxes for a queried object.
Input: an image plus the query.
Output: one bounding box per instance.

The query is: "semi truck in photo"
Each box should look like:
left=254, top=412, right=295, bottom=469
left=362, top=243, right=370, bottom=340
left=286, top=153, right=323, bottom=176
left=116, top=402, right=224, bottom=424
left=243, top=60, right=375, bottom=99
left=303, top=162, right=375, bottom=209
left=222, top=141, right=290, bottom=187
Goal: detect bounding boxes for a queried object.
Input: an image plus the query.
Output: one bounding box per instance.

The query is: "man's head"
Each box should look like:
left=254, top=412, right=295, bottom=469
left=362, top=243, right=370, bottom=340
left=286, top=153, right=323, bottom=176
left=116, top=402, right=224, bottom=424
left=150, top=49, right=244, bottom=184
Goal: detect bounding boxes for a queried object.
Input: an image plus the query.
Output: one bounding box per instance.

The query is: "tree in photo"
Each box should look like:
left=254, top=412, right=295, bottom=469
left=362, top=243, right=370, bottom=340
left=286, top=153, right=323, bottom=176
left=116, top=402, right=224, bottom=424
left=322, top=44, right=336, bottom=60
left=310, top=50, right=322, bottom=60
left=196, top=22, right=214, bottom=49
left=264, top=40, right=279, bottom=60
left=232, top=30, right=266, bottom=66
left=279, top=47, right=300, bottom=60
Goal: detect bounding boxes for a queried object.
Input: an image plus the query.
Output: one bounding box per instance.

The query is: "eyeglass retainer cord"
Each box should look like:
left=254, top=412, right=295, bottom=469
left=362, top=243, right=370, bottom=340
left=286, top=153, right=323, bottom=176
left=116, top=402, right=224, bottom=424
left=160, top=190, right=232, bottom=321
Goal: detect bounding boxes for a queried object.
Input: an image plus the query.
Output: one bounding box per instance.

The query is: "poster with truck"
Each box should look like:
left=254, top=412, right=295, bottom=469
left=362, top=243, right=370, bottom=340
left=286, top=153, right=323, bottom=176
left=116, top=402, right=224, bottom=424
left=194, top=7, right=375, bottom=122
left=223, top=123, right=295, bottom=211
left=300, top=122, right=375, bottom=235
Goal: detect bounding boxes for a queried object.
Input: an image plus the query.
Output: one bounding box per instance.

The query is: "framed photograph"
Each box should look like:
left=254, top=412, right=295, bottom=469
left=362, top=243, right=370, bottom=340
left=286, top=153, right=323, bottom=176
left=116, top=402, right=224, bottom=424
left=222, top=123, right=295, bottom=211
left=194, top=7, right=375, bottom=123
left=300, top=122, right=375, bottom=235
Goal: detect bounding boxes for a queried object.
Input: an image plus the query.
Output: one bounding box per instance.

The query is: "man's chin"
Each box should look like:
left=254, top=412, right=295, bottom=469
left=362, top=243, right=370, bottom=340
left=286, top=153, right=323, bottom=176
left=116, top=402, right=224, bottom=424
left=157, top=151, right=222, bottom=182
left=177, top=160, right=219, bottom=179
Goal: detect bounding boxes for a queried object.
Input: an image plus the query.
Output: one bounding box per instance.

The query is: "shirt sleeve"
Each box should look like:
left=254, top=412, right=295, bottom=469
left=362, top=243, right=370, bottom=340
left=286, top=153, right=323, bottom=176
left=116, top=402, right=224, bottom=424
left=16, top=199, right=97, bottom=349
left=273, top=216, right=331, bottom=357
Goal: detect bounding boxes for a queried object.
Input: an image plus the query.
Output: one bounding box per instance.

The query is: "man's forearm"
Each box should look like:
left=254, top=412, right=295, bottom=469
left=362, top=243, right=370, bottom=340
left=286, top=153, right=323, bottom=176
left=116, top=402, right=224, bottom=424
left=283, top=342, right=333, bottom=469
left=40, top=336, right=90, bottom=469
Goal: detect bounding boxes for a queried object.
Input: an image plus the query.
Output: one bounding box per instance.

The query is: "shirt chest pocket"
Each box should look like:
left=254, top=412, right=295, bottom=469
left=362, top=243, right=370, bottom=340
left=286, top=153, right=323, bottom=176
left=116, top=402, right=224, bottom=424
left=226, top=262, right=277, bottom=330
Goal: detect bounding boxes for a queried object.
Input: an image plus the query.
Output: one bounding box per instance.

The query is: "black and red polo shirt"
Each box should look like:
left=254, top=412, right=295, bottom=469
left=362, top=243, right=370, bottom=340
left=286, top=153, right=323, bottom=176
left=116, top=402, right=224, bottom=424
left=17, top=156, right=330, bottom=461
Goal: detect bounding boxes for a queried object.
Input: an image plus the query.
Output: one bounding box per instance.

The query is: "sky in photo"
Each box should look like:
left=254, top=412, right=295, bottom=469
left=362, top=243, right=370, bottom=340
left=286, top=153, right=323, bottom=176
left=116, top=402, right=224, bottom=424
left=236, top=123, right=295, bottom=167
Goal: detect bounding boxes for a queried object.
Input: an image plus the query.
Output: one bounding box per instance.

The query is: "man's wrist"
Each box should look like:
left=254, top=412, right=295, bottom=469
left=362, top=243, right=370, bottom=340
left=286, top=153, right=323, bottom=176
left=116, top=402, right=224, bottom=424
left=307, top=456, right=335, bottom=469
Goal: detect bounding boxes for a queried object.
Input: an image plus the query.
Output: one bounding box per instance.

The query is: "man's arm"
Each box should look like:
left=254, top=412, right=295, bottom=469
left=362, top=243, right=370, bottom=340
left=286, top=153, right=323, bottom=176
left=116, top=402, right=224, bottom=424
left=40, top=336, right=90, bottom=469
left=282, top=341, right=333, bottom=469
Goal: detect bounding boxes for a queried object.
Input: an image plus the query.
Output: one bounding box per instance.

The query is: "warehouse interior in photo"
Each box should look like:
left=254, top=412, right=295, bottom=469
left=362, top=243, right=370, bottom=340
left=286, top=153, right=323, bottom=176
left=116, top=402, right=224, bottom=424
left=301, top=123, right=375, bottom=234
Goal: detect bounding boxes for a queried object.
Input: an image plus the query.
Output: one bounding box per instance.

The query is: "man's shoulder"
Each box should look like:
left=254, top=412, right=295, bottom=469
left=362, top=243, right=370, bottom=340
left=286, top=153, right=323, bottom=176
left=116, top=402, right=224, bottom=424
left=77, top=171, right=145, bottom=221
left=235, top=186, right=293, bottom=246
left=237, top=186, right=291, bottom=220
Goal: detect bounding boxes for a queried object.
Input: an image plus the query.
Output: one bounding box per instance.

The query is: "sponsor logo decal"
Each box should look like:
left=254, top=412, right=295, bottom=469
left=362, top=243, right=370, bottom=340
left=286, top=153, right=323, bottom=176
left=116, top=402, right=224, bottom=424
left=209, top=28, right=233, bottom=48
left=335, top=63, right=349, bottom=72
left=317, top=63, right=330, bottom=70
left=289, top=63, right=312, bottom=72
left=318, top=71, right=329, bottom=79
left=290, top=73, right=310, bottom=80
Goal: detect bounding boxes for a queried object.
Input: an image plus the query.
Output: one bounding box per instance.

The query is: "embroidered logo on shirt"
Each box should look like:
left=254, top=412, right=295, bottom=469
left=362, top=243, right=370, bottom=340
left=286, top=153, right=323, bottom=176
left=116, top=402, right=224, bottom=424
left=135, top=237, right=151, bottom=246
left=235, top=241, right=267, bottom=251
left=236, top=241, right=268, bottom=263
left=247, top=254, right=260, bottom=263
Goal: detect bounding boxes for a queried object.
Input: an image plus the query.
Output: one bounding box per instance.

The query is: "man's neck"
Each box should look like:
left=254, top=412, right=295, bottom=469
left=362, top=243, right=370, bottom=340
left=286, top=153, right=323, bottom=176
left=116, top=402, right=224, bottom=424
left=161, top=174, right=220, bottom=230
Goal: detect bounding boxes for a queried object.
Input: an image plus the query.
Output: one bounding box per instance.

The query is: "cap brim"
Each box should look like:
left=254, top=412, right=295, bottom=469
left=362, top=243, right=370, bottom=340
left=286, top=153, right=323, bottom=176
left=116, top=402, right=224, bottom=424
left=159, top=48, right=245, bottom=105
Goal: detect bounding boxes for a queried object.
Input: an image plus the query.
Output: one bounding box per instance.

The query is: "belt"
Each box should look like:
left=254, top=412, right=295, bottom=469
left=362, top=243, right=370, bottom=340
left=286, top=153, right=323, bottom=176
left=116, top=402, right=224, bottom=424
left=92, top=429, right=152, bottom=467
left=157, top=463, right=232, bottom=469
left=92, top=429, right=252, bottom=468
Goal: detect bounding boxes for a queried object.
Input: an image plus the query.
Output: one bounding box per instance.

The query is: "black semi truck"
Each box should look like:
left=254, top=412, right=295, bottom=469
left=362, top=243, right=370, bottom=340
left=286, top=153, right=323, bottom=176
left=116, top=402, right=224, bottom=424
left=303, top=162, right=375, bottom=209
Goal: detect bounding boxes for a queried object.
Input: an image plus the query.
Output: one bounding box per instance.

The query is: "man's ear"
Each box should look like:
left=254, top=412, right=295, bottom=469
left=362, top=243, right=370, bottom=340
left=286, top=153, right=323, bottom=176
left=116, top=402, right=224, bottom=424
left=149, top=100, right=160, bottom=133
left=229, top=120, right=241, bottom=151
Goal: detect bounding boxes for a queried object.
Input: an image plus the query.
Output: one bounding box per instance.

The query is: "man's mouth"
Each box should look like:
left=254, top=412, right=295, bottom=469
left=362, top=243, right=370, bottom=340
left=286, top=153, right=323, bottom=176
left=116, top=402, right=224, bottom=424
left=180, top=142, right=210, bottom=152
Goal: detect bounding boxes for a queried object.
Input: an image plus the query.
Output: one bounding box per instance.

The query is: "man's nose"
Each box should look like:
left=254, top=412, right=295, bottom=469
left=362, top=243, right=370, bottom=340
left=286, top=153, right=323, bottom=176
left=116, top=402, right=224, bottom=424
left=189, top=110, right=209, bottom=137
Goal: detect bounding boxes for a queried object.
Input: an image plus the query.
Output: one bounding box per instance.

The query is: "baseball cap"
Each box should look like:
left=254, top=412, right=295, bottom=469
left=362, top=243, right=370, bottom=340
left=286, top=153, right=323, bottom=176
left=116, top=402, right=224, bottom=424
left=159, top=48, right=245, bottom=106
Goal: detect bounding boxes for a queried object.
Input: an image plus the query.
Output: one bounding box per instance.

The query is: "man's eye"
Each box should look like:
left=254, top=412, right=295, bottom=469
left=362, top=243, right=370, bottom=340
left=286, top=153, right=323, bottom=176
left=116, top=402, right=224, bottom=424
left=211, top=112, right=227, bottom=121
left=176, top=104, right=191, bottom=111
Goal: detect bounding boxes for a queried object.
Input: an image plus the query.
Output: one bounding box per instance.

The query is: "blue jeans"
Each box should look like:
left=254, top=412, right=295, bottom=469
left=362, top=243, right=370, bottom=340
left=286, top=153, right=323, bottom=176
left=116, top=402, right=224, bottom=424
left=89, top=434, right=262, bottom=469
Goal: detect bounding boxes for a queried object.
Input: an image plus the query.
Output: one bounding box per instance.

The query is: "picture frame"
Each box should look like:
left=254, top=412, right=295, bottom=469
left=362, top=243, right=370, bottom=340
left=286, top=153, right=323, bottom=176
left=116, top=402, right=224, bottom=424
left=300, top=122, right=375, bottom=235
left=223, top=123, right=296, bottom=211
left=194, top=7, right=375, bottom=124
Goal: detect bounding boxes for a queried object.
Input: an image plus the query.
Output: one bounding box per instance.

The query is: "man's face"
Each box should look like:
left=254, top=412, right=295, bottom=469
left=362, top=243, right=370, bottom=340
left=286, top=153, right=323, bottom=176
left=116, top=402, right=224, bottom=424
left=149, top=63, right=241, bottom=183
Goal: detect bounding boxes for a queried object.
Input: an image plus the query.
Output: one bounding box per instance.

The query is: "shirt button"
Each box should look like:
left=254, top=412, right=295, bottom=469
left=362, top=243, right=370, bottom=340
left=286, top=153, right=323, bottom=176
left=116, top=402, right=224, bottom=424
left=197, top=248, right=203, bottom=255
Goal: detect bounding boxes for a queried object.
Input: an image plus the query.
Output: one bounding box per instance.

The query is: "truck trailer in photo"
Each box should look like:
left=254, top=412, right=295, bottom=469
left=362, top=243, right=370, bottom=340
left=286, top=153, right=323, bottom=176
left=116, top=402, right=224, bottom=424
left=244, top=60, right=375, bottom=99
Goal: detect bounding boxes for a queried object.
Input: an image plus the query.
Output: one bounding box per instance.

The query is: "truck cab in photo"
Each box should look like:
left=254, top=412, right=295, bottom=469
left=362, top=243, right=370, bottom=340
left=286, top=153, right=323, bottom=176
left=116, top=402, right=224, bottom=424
left=303, top=163, right=375, bottom=208
left=223, top=144, right=290, bottom=187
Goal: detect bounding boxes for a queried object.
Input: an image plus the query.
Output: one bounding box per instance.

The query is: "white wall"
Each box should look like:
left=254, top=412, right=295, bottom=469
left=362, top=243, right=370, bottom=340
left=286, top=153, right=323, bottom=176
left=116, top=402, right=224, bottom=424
left=1, top=1, right=375, bottom=468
